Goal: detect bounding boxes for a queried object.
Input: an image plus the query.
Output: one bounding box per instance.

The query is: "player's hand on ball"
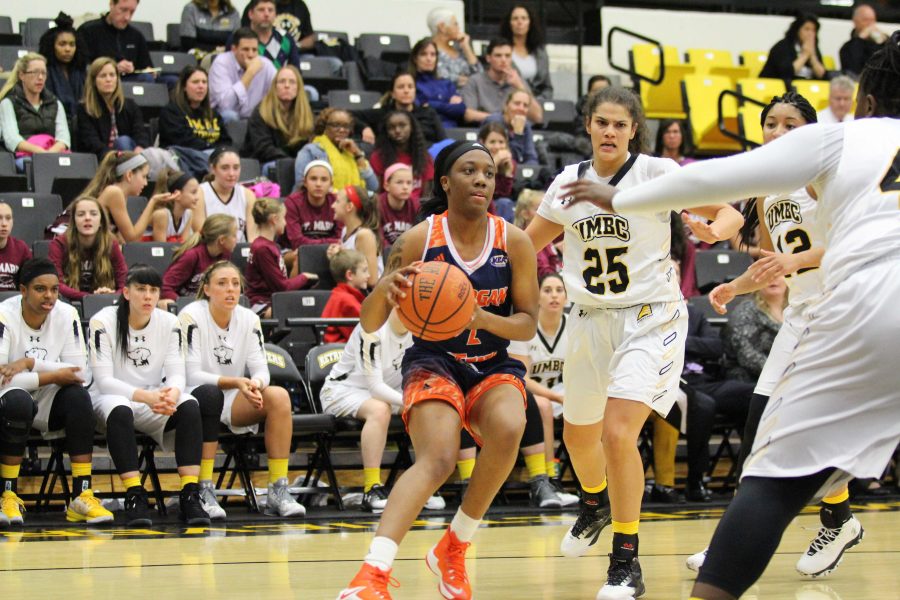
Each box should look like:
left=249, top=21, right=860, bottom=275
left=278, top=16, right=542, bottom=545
left=708, top=283, right=736, bottom=315
left=560, top=180, right=618, bottom=213
left=381, top=262, right=423, bottom=307
left=466, top=305, right=488, bottom=331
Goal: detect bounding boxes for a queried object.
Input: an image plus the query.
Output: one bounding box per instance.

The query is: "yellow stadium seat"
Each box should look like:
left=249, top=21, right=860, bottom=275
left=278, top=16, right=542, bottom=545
left=630, top=44, right=694, bottom=119
left=685, top=48, right=734, bottom=75
left=737, top=77, right=787, bottom=105
left=682, top=74, right=741, bottom=154
left=708, top=65, right=752, bottom=87
left=822, top=55, right=837, bottom=71
left=792, top=80, right=830, bottom=111
left=739, top=50, right=769, bottom=78
left=738, top=106, right=764, bottom=147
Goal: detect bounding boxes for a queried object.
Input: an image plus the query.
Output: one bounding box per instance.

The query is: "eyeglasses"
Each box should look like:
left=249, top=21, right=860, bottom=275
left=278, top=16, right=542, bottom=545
left=23, top=70, right=48, bottom=78
left=326, top=122, right=352, bottom=130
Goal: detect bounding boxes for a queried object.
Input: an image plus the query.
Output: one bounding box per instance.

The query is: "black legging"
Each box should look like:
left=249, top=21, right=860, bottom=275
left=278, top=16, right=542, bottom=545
left=106, top=399, right=205, bottom=474
left=191, top=384, right=225, bottom=443
left=697, top=469, right=835, bottom=598
left=735, top=393, right=769, bottom=481
left=47, top=385, right=96, bottom=456
left=458, top=391, right=544, bottom=450
left=0, top=389, right=35, bottom=458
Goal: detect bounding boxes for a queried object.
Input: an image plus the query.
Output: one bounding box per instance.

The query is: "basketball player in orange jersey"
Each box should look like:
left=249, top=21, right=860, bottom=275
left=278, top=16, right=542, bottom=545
left=337, top=141, right=539, bottom=600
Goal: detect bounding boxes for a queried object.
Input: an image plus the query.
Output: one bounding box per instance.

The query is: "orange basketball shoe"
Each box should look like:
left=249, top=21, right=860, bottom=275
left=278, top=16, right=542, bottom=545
left=426, top=528, right=472, bottom=600
left=336, top=563, right=399, bottom=600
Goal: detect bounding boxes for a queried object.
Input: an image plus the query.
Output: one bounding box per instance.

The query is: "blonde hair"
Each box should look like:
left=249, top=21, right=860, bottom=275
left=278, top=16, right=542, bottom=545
left=514, top=189, right=543, bottom=229
left=81, top=151, right=145, bottom=198
left=329, top=248, right=365, bottom=283
left=258, top=65, right=314, bottom=148
left=173, top=213, right=236, bottom=261
left=251, top=197, right=284, bottom=226
left=0, top=53, right=46, bottom=100
left=196, top=260, right=243, bottom=300
left=753, top=284, right=790, bottom=316
left=83, top=57, right=125, bottom=119
left=65, top=196, right=116, bottom=291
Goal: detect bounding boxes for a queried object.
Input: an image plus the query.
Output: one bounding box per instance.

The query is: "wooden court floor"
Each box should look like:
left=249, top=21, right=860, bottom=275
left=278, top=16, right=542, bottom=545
left=0, top=504, right=897, bottom=599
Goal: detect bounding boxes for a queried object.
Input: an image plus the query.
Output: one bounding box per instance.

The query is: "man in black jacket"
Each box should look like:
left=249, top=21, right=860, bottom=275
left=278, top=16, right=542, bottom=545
left=839, top=3, right=888, bottom=77
left=78, top=0, right=154, bottom=83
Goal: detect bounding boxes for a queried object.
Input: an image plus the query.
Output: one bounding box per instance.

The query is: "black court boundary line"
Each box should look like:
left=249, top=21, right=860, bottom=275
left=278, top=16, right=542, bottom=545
left=2, top=550, right=899, bottom=574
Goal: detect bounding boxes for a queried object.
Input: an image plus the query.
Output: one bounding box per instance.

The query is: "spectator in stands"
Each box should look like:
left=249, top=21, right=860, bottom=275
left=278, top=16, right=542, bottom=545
left=0, top=202, right=33, bottom=291
left=77, top=57, right=149, bottom=158
left=428, top=6, right=481, bottom=89
left=246, top=0, right=298, bottom=70
left=477, top=121, right=517, bottom=222
left=38, top=13, right=86, bottom=122
left=159, top=66, right=231, bottom=178
left=484, top=89, right=539, bottom=165
left=378, top=163, right=418, bottom=249
left=330, top=185, right=381, bottom=289
left=0, top=53, right=71, bottom=172
left=294, top=107, right=377, bottom=192
left=461, top=38, right=543, bottom=124
left=370, top=111, right=434, bottom=200
left=180, top=0, right=241, bottom=54
left=243, top=65, right=313, bottom=176
left=284, top=161, right=339, bottom=248
left=839, top=3, right=888, bottom=78
left=77, top=0, right=155, bottom=83
left=356, top=71, right=447, bottom=146
left=411, top=38, right=480, bottom=129
left=319, top=311, right=412, bottom=512
left=198, top=147, right=256, bottom=243
left=818, top=75, right=855, bottom=123
left=723, top=277, right=787, bottom=383
left=160, top=213, right=237, bottom=309
left=759, top=13, right=827, bottom=84
left=208, top=27, right=275, bottom=123
left=515, top=188, right=561, bottom=277
left=148, top=168, right=204, bottom=242
left=48, top=196, right=127, bottom=301
left=500, top=5, right=553, bottom=101
left=81, top=152, right=172, bottom=243
left=244, top=197, right=315, bottom=316
left=182, top=260, right=307, bottom=519
left=241, top=0, right=316, bottom=51
left=321, top=248, right=368, bottom=343
left=654, top=119, right=694, bottom=166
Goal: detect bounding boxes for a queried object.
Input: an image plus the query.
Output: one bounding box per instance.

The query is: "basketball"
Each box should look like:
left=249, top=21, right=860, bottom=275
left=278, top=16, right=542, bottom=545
left=395, top=261, right=475, bottom=341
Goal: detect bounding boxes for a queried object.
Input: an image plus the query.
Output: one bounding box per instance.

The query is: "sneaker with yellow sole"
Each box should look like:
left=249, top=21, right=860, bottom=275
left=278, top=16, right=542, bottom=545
left=67, top=490, right=114, bottom=524
left=1, top=490, right=25, bottom=525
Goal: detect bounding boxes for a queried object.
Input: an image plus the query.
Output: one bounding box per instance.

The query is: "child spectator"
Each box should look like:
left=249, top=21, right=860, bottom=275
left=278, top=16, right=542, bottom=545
left=378, top=163, right=419, bottom=249
left=369, top=110, right=434, bottom=201
left=321, top=248, right=368, bottom=343
left=244, top=198, right=316, bottom=316
left=284, top=161, right=339, bottom=248
left=0, top=201, right=33, bottom=291
left=148, top=169, right=204, bottom=242
left=331, top=185, right=381, bottom=289
left=198, top=147, right=258, bottom=243
left=48, top=197, right=127, bottom=301
left=81, top=152, right=174, bottom=243
left=159, top=213, right=237, bottom=309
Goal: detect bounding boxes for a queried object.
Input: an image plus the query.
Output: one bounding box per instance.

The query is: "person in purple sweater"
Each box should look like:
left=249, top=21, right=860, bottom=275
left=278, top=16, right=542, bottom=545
left=47, top=197, right=127, bottom=301
left=244, top=198, right=317, bottom=316
left=283, top=160, right=340, bottom=249
left=159, top=214, right=238, bottom=310
left=0, top=202, right=34, bottom=291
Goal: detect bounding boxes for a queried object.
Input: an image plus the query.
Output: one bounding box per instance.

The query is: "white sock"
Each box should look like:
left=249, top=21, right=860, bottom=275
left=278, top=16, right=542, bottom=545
left=450, top=508, right=480, bottom=543
left=364, top=536, right=398, bottom=571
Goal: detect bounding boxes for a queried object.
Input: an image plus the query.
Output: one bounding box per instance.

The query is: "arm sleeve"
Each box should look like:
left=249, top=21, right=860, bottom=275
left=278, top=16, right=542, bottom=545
left=613, top=124, right=842, bottom=215
left=460, top=81, right=478, bottom=112
left=90, top=319, right=139, bottom=399
left=136, top=34, right=152, bottom=70
left=162, top=252, right=196, bottom=301
left=246, top=316, right=270, bottom=388
left=532, top=48, right=553, bottom=102
left=76, top=105, right=107, bottom=157
left=360, top=164, right=379, bottom=194
left=358, top=330, right=402, bottom=407
left=0, top=316, right=40, bottom=391
left=0, top=99, right=24, bottom=152
left=180, top=314, right=220, bottom=387
left=48, top=237, right=88, bottom=301
left=180, top=5, right=197, bottom=38
left=208, top=61, right=244, bottom=115
left=255, top=245, right=309, bottom=292
left=54, top=101, right=71, bottom=148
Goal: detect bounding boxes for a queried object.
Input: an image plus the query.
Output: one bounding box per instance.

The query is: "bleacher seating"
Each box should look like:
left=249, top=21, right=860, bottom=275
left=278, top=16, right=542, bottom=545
left=122, top=81, right=170, bottom=120
left=32, top=153, right=98, bottom=203
left=694, top=249, right=754, bottom=293
left=327, top=90, right=381, bottom=111
left=297, top=244, right=335, bottom=289
left=0, top=46, right=32, bottom=71
left=239, top=157, right=261, bottom=182
left=0, top=192, right=62, bottom=244
left=127, top=196, right=149, bottom=227
left=736, top=77, right=787, bottom=105
left=681, top=75, right=741, bottom=154
left=540, top=99, right=576, bottom=132
left=738, top=105, right=764, bottom=146
left=739, top=50, right=769, bottom=78
left=122, top=241, right=178, bottom=273
left=149, top=50, right=196, bottom=77
left=225, top=119, right=249, bottom=150
left=630, top=44, right=693, bottom=120
left=20, top=18, right=51, bottom=48
left=299, top=56, right=349, bottom=93
left=792, top=80, right=830, bottom=111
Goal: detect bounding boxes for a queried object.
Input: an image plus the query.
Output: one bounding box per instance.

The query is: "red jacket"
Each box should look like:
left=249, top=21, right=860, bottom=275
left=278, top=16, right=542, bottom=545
left=48, top=234, right=127, bottom=301
left=321, top=282, right=365, bottom=343
left=244, top=237, right=310, bottom=307
left=161, top=244, right=232, bottom=301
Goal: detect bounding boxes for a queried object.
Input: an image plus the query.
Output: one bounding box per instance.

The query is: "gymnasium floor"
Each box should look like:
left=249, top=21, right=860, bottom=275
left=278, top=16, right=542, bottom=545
left=1, top=499, right=897, bottom=599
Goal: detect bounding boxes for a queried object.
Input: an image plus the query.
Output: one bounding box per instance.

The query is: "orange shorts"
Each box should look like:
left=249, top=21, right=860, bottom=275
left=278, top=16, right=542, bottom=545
left=402, top=369, right=526, bottom=446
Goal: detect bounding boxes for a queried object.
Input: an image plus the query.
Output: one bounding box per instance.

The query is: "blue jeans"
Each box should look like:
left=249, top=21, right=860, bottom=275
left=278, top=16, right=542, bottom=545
left=219, top=110, right=241, bottom=124
left=113, top=135, right=137, bottom=151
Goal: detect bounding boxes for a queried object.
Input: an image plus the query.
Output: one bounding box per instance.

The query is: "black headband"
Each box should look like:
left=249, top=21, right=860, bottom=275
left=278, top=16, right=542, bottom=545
left=439, top=142, right=494, bottom=177
left=171, top=172, right=194, bottom=192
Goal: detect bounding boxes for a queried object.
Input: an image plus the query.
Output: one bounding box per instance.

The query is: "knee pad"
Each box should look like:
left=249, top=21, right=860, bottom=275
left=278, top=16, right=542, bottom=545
left=106, top=405, right=135, bottom=430
left=0, top=390, right=37, bottom=445
left=194, top=385, right=224, bottom=417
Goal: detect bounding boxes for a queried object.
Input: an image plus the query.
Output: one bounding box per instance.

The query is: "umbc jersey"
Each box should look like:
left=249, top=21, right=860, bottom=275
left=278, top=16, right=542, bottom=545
left=415, top=211, right=513, bottom=364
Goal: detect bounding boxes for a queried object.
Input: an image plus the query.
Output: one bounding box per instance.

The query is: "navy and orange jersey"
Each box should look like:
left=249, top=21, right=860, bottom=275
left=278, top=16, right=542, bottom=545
left=413, top=211, right=514, bottom=365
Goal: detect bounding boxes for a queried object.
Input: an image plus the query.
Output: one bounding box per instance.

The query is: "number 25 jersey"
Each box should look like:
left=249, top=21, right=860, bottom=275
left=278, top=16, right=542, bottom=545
left=538, top=154, right=683, bottom=308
